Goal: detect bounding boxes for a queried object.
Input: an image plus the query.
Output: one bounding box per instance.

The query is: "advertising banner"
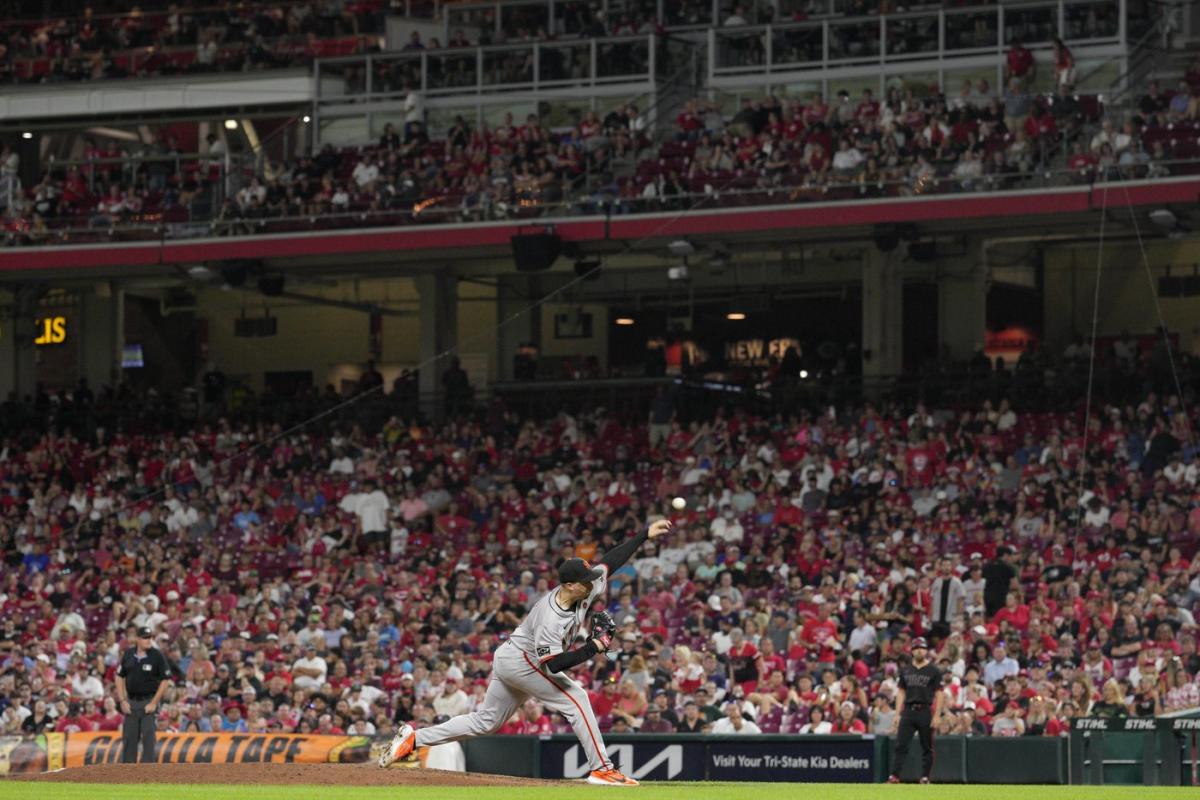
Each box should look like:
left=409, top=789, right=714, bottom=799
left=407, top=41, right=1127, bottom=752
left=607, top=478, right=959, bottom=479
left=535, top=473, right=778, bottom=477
left=62, top=732, right=372, bottom=767
left=0, top=734, right=52, bottom=775
left=705, top=738, right=875, bottom=783
left=539, top=739, right=705, bottom=781
left=1073, top=717, right=1200, bottom=733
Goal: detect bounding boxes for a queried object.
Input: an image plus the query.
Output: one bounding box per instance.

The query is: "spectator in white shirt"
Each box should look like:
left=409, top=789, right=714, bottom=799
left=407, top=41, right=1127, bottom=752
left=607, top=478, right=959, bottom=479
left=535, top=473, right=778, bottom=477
left=69, top=663, right=105, bottom=701
left=352, top=157, right=380, bottom=190
left=709, top=508, right=744, bottom=543
left=848, top=609, right=878, bottom=655
left=798, top=706, right=833, bottom=734
left=835, top=139, right=864, bottom=173
left=709, top=703, right=761, bottom=734
left=982, top=642, right=1019, bottom=686
left=292, top=644, right=328, bottom=691
left=723, top=5, right=748, bottom=25
left=196, top=35, right=218, bottom=66
left=328, top=449, right=355, bottom=474
left=340, top=478, right=390, bottom=543
left=433, top=678, right=470, bottom=717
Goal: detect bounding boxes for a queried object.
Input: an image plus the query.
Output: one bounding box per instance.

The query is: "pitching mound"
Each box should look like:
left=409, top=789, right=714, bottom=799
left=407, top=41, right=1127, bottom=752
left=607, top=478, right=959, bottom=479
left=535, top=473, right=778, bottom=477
left=12, top=763, right=565, bottom=787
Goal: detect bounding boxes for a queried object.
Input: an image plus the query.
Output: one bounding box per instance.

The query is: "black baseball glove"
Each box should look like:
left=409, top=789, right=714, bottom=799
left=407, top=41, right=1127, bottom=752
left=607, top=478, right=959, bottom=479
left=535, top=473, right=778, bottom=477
left=589, top=610, right=617, bottom=652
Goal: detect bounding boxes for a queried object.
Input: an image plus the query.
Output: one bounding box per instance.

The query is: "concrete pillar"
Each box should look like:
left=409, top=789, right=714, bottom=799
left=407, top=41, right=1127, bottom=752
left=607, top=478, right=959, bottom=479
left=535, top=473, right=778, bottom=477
left=416, top=272, right=457, bottom=418
left=495, top=274, right=539, bottom=382
left=1, top=287, right=40, bottom=401
left=861, top=246, right=903, bottom=383
left=938, top=260, right=987, bottom=362
left=79, top=283, right=123, bottom=392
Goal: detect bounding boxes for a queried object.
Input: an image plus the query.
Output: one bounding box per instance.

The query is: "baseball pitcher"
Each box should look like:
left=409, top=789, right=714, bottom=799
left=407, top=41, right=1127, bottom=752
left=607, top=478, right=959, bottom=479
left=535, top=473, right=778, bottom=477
left=379, top=519, right=673, bottom=785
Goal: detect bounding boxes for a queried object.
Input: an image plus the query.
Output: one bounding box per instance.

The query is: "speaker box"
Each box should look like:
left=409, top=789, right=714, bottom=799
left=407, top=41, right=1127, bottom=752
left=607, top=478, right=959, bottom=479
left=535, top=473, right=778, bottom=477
left=258, top=275, right=285, bottom=297
left=511, top=233, right=562, bottom=272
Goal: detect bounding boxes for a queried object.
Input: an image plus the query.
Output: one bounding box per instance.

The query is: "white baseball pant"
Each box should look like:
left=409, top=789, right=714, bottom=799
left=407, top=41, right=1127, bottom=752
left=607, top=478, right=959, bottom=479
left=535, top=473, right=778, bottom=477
left=413, top=641, right=612, bottom=771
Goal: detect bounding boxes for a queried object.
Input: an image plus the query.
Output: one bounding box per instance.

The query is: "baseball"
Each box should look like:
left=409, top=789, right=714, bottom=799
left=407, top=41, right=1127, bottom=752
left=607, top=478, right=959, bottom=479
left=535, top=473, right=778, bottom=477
left=671, top=497, right=686, bottom=510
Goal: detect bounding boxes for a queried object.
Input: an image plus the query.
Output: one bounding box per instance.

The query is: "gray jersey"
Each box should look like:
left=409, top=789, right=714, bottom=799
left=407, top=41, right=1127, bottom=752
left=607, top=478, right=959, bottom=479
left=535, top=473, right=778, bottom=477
left=509, top=564, right=609, bottom=667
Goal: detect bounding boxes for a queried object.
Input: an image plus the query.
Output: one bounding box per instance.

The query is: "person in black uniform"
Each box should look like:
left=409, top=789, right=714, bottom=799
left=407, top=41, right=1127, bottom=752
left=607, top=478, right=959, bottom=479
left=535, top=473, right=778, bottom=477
left=115, top=626, right=172, bottom=763
left=888, top=637, right=943, bottom=784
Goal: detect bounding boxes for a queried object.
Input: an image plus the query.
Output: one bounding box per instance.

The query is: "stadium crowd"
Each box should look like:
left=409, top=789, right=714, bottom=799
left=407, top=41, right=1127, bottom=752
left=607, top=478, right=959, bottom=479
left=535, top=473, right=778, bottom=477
left=2, top=358, right=1200, bottom=742
left=0, top=0, right=1120, bottom=86
left=0, top=1, right=388, bottom=84
left=4, top=47, right=1200, bottom=247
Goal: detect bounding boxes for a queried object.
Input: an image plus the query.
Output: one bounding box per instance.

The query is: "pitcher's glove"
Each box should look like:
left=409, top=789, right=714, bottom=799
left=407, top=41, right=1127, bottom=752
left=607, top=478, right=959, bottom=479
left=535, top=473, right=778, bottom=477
left=589, top=611, right=617, bottom=652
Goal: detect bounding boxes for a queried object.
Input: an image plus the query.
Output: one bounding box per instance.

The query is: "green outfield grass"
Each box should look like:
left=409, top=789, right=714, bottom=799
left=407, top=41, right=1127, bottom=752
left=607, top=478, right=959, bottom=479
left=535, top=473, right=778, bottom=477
left=0, top=784, right=1194, bottom=800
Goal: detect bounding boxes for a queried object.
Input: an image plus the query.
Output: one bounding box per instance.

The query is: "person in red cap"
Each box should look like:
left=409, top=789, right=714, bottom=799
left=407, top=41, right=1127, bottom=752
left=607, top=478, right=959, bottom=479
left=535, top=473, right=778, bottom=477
left=888, top=637, right=942, bottom=784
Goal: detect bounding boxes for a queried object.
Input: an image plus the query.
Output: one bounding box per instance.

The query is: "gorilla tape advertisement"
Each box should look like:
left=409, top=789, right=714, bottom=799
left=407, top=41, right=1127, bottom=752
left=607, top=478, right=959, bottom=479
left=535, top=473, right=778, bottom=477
left=0, top=733, right=373, bottom=772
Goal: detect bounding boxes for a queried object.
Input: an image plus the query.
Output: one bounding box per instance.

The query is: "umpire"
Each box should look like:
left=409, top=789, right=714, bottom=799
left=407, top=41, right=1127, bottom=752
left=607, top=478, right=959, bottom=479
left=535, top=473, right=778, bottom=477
left=116, top=625, right=171, bottom=763
left=888, top=637, right=942, bottom=784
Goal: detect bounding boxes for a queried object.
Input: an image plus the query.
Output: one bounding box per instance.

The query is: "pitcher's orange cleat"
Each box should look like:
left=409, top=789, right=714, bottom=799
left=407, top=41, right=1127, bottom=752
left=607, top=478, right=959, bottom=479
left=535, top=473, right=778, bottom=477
left=377, top=723, right=415, bottom=768
left=586, top=768, right=639, bottom=786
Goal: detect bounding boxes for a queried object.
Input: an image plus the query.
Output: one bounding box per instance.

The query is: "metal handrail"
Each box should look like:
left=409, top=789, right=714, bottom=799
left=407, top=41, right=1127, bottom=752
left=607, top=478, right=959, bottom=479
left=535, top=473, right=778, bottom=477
left=315, top=33, right=657, bottom=102
left=709, top=0, right=1124, bottom=76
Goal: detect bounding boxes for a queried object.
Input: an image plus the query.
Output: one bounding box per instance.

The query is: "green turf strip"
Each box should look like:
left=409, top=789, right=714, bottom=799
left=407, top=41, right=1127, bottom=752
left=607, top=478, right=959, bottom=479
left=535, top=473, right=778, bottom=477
left=0, top=784, right=1195, bottom=800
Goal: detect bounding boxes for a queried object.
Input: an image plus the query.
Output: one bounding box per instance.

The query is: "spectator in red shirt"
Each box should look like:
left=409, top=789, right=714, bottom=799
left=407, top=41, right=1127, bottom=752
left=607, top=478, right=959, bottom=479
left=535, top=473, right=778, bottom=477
left=856, top=88, right=880, bottom=124
left=1005, top=40, right=1035, bottom=86
left=993, top=592, right=1031, bottom=632
left=801, top=603, right=842, bottom=663
left=588, top=679, right=619, bottom=718
left=831, top=701, right=866, bottom=733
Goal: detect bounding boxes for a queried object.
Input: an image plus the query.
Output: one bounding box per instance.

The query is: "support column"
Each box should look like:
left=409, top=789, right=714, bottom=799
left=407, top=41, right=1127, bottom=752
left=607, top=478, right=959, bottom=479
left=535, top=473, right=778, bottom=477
left=416, top=272, right=457, bottom=419
left=938, top=260, right=987, bottom=362
left=2, top=286, right=40, bottom=402
left=861, top=246, right=903, bottom=385
left=0, top=290, right=13, bottom=403
left=79, top=283, right=123, bottom=391
left=496, top=274, right=539, bottom=382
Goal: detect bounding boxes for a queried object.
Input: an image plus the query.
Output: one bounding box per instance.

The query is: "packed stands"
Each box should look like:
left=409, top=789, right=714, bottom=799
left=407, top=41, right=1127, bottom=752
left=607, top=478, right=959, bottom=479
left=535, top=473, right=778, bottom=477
left=2, top=346, right=1200, bottom=740
left=7, top=63, right=1200, bottom=246
left=0, top=1, right=389, bottom=84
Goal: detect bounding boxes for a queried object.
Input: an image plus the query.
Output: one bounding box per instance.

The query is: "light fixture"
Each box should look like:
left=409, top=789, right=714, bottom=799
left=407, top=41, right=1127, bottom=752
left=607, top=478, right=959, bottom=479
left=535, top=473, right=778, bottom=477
left=667, top=265, right=689, bottom=281
left=800, top=369, right=809, bottom=379
left=21, top=131, right=32, bottom=139
left=726, top=312, right=746, bottom=321
left=615, top=317, right=635, bottom=326
left=302, top=115, right=311, bottom=123
left=224, top=119, right=238, bottom=130
left=667, top=239, right=695, bottom=257
left=186, top=264, right=214, bottom=280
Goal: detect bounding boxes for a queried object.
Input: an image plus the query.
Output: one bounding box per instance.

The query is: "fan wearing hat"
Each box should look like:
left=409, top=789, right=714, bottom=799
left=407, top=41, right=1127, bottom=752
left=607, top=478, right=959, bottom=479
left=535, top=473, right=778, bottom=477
left=380, top=518, right=675, bottom=786
left=115, top=625, right=172, bottom=763
left=887, top=637, right=943, bottom=784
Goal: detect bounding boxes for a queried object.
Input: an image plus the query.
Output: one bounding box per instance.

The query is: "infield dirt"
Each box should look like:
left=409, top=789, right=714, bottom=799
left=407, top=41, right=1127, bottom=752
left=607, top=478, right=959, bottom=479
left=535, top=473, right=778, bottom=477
left=11, top=763, right=565, bottom=786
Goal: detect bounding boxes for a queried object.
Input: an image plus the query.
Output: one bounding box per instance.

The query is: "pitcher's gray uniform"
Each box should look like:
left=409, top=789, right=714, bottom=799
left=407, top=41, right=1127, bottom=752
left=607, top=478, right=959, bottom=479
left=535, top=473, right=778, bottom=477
left=413, top=528, right=654, bottom=773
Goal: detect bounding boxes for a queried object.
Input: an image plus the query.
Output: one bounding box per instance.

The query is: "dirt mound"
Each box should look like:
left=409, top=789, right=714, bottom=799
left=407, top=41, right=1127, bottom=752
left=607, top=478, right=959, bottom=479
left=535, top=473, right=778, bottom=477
left=12, top=763, right=564, bottom=787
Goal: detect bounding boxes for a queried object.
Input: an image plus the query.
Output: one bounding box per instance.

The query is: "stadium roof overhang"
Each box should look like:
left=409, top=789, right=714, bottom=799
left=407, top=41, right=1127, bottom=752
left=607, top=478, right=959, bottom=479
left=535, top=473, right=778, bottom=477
left=0, top=176, right=1197, bottom=282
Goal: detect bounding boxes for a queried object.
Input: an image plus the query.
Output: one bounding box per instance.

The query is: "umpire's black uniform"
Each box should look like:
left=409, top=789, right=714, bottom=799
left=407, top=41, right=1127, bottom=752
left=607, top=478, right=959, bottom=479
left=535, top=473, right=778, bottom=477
left=117, top=627, right=171, bottom=763
left=889, top=637, right=941, bottom=783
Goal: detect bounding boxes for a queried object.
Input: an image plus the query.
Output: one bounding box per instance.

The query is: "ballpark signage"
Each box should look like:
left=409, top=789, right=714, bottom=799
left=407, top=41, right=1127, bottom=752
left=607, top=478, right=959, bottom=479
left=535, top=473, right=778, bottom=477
left=62, top=732, right=371, bottom=767
left=1072, top=717, right=1200, bottom=733
left=541, top=741, right=704, bottom=780
left=706, top=739, right=874, bottom=782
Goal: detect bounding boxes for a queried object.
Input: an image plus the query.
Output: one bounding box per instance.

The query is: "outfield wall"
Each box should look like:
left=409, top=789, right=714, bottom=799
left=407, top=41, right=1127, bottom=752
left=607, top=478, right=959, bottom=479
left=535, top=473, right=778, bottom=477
left=460, top=733, right=1066, bottom=784
left=3, top=724, right=1195, bottom=784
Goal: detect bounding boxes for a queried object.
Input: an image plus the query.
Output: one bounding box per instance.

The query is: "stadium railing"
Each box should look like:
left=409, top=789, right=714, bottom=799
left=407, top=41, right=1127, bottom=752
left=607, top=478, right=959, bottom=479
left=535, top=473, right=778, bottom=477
left=709, top=0, right=1123, bottom=80
left=315, top=33, right=657, bottom=101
